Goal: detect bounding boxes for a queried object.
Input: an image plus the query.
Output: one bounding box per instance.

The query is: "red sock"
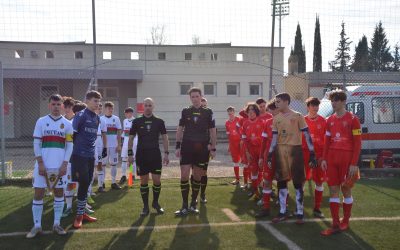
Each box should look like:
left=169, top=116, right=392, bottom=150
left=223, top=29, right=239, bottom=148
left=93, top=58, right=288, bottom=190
left=263, top=192, right=271, bottom=209
left=329, top=200, right=340, bottom=227
left=243, top=168, right=249, bottom=184
left=257, top=172, right=263, bottom=186
left=314, top=190, right=323, bottom=210
left=342, top=202, right=353, bottom=224
left=234, top=166, right=240, bottom=180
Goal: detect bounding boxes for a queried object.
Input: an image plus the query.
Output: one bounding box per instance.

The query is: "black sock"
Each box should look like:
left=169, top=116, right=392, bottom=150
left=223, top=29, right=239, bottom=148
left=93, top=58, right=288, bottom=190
left=191, top=180, right=201, bottom=206
left=140, top=184, right=149, bottom=208
left=200, top=175, right=208, bottom=198
left=180, top=180, right=189, bottom=208
left=152, top=184, right=161, bottom=205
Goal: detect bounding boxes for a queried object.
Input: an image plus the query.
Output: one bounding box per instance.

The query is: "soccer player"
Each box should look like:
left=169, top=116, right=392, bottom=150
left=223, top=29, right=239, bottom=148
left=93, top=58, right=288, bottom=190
left=241, top=103, right=265, bottom=199
left=256, top=97, right=273, bottom=122
left=101, top=102, right=122, bottom=190
left=256, top=99, right=280, bottom=217
left=175, top=87, right=217, bottom=216
left=27, top=94, right=73, bottom=238
left=238, top=108, right=250, bottom=189
left=62, top=96, right=75, bottom=121
left=95, top=103, right=107, bottom=193
left=320, top=90, right=362, bottom=236
left=128, top=98, right=169, bottom=216
left=71, top=91, right=102, bottom=229
left=225, top=106, right=241, bottom=185
left=120, top=107, right=138, bottom=184
left=267, top=93, right=317, bottom=224
left=302, top=97, right=327, bottom=218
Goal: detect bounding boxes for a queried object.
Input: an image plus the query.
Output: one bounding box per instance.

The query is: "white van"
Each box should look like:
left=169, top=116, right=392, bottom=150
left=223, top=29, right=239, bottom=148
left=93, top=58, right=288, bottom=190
left=318, top=85, right=400, bottom=156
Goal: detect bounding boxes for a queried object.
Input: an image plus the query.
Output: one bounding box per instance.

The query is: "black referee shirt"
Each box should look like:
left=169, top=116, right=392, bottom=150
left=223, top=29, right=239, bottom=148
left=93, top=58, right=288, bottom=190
left=179, top=106, right=215, bottom=142
left=130, top=115, right=167, bottom=150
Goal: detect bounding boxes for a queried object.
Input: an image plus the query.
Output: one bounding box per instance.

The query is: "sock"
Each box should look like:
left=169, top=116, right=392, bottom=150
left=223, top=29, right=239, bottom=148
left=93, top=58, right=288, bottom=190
left=234, top=166, right=240, bottom=180
left=32, top=199, right=43, bottom=228
left=200, top=175, right=208, bottom=198
left=121, top=160, right=127, bottom=177
left=295, top=186, right=304, bottom=216
left=152, top=184, right=161, bottom=205
left=133, top=162, right=137, bottom=179
left=111, top=164, right=117, bottom=184
left=342, top=197, right=353, bottom=224
left=65, top=188, right=74, bottom=209
left=251, top=174, right=258, bottom=193
left=329, top=198, right=341, bottom=227
left=191, top=179, right=201, bottom=205
left=262, top=189, right=272, bottom=210
left=243, top=167, right=249, bottom=184
left=103, top=168, right=106, bottom=184
left=88, top=176, right=94, bottom=195
left=257, top=172, right=263, bottom=187
left=314, top=185, right=324, bottom=210
left=140, top=184, right=149, bottom=208
left=53, top=196, right=64, bottom=226
left=180, top=180, right=190, bottom=208
left=279, top=188, right=288, bottom=214
left=97, top=170, right=104, bottom=188
left=76, top=198, right=87, bottom=216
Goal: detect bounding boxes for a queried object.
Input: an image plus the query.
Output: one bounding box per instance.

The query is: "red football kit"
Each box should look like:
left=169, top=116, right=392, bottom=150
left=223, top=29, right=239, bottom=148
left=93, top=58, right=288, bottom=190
left=226, top=117, right=241, bottom=163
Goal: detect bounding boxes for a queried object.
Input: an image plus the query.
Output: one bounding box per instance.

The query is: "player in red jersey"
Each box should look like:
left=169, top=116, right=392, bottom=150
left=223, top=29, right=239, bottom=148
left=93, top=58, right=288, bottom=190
left=320, top=90, right=362, bottom=236
left=255, top=99, right=280, bottom=217
left=302, top=97, right=327, bottom=218
left=225, top=106, right=242, bottom=185
left=241, top=103, right=265, bottom=199
left=238, top=108, right=250, bottom=189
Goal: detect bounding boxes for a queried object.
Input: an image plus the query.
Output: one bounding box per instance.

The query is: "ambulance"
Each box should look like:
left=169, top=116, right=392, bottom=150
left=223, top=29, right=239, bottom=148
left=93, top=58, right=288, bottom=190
left=318, top=85, right=400, bottom=158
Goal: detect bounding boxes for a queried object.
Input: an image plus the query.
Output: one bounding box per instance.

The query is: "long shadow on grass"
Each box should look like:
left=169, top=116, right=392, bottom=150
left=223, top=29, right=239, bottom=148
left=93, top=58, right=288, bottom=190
left=168, top=204, right=220, bottom=250
left=357, top=178, right=400, bottom=201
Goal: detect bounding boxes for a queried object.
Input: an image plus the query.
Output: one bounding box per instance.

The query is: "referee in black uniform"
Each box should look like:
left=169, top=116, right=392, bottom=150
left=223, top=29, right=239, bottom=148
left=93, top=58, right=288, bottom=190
left=175, top=87, right=217, bottom=216
left=128, top=98, right=170, bottom=216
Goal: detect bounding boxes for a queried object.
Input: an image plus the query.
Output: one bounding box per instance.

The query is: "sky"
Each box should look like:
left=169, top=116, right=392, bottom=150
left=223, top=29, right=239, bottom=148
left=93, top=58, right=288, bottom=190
left=1, top=0, right=399, bottom=72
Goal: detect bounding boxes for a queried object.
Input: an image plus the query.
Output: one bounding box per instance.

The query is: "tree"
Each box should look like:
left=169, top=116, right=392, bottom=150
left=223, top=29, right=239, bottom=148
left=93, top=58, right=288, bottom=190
left=392, top=44, right=400, bottom=72
left=149, top=25, right=167, bottom=45
left=332, top=21, right=352, bottom=72
left=313, top=15, right=322, bottom=72
left=351, top=35, right=371, bottom=72
left=369, top=21, right=393, bottom=72
left=293, top=23, right=306, bottom=73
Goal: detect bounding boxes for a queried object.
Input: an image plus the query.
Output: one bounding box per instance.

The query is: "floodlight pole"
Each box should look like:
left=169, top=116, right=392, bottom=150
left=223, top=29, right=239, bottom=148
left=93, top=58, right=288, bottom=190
left=92, top=0, right=98, bottom=91
left=269, top=0, right=277, bottom=100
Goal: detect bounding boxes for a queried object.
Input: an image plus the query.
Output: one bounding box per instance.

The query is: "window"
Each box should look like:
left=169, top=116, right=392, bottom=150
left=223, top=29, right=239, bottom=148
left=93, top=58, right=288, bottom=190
left=185, top=53, right=192, bottom=61
left=15, top=50, right=24, bottom=58
left=236, top=53, right=243, bottom=61
left=75, top=51, right=83, bottom=59
left=199, top=52, right=206, bottom=60
left=211, top=53, right=218, bottom=61
left=227, top=83, right=239, bottom=96
left=249, top=83, right=262, bottom=96
left=103, top=51, right=112, bottom=60
left=346, top=102, right=365, bottom=124
left=179, top=82, right=193, bottom=95
left=204, top=82, right=217, bottom=96
left=372, top=97, right=400, bottom=124
left=131, top=52, right=139, bottom=60
left=45, top=50, right=54, bottom=59
left=158, top=52, right=166, bottom=60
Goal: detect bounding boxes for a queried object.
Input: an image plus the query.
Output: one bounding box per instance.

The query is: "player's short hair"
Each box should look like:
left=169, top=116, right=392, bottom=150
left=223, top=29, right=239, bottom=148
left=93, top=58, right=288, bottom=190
left=305, top=97, right=321, bottom=107
left=267, top=99, right=277, bottom=110
left=245, top=102, right=260, bottom=116
left=328, top=90, right=347, bottom=101
left=86, top=90, right=102, bottom=100
left=256, top=98, right=267, bottom=105
left=275, top=92, right=291, bottom=104
left=62, top=96, right=75, bottom=108
left=226, top=106, right=235, bottom=112
left=48, top=94, right=62, bottom=103
left=124, top=107, right=134, bottom=113
left=188, top=87, right=202, bottom=96
left=201, top=97, right=207, bottom=102
left=104, top=101, right=114, bottom=108
left=72, top=102, right=87, bottom=113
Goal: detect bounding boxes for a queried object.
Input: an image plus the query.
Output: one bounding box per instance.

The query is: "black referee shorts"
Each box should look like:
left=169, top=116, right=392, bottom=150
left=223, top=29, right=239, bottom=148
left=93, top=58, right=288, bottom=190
left=136, top=148, right=162, bottom=176
left=180, top=141, right=210, bottom=170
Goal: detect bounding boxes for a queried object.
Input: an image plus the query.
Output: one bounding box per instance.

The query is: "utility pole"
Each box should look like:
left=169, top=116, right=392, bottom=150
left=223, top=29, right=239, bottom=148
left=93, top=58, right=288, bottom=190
left=269, top=0, right=277, bottom=100
left=91, top=0, right=98, bottom=91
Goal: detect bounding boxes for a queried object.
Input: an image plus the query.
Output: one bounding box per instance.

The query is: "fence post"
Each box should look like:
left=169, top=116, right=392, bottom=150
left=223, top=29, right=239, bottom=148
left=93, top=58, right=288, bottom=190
left=0, top=62, right=6, bottom=184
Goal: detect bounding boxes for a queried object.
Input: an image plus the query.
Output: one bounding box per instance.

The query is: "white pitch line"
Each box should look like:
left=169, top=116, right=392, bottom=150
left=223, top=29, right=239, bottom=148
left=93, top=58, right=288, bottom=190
left=1, top=216, right=400, bottom=238
left=222, top=208, right=241, bottom=222
left=260, top=223, right=302, bottom=250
